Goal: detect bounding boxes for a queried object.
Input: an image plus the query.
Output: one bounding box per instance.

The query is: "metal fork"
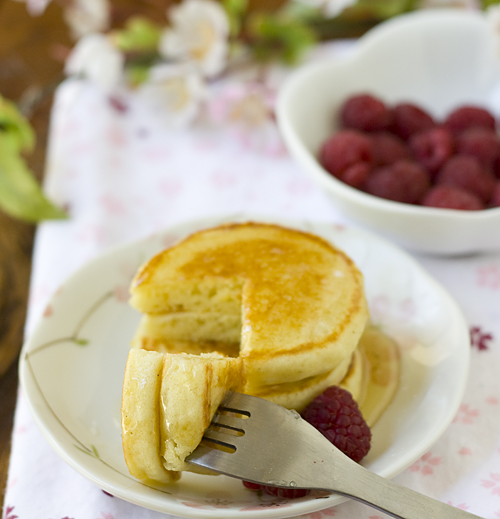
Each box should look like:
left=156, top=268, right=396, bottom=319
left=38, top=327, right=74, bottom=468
left=186, top=392, right=483, bottom=519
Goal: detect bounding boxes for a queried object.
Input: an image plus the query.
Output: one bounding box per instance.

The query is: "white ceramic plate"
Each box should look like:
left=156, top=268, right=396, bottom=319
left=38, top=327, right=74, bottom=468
left=19, top=214, right=470, bottom=519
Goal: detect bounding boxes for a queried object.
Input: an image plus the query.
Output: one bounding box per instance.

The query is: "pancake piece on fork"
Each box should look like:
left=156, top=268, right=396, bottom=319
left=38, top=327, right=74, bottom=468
left=122, top=349, right=244, bottom=482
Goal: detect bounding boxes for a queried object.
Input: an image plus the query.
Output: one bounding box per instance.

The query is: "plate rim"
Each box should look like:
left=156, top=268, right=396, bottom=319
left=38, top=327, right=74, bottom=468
left=19, top=212, right=471, bottom=519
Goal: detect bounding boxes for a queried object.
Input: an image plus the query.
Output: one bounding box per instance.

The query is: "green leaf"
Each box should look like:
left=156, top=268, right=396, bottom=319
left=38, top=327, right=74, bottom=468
left=351, top=0, right=416, bottom=18
left=0, top=138, right=67, bottom=222
left=280, top=2, right=323, bottom=21
left=482, top=0, right=500, bottom=8
left=74, top=337, right=89, bottom=346
left=247, top=12, right=317, bottom=65
left=222, top=0, right=248, bottom=37
left=0, top=95, right=35, bottom=153
left=111, top=16, right=162, bottom=53
left=126, top=64, right=151, bottom=87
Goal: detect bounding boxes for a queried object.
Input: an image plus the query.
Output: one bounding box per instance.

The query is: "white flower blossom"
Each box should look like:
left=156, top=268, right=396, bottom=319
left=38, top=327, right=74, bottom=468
left=209, top=82, right=286, bottom=155
left=65, top=33, right=124, bottom=92
left=12, top=0, right=52, bottom=16
left=159, top=0, right=230, bottom=78
left=293, top=0, right=357, bottom=18
left=137, top=64, right=207, bottom=127
left=63, top=0, right=110, bottom=40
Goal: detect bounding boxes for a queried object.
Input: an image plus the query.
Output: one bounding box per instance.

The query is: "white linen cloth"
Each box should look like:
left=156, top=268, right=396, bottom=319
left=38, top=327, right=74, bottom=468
left=3, top=41, right=500, bottom=519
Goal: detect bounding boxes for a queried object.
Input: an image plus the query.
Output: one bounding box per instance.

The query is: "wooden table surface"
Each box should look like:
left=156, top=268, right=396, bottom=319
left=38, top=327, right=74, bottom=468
left=0, top=0, right=71, bottom=513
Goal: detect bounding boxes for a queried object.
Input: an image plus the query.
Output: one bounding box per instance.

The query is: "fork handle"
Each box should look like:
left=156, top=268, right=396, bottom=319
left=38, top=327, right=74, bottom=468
left=330, top=463, right=483, bottom=519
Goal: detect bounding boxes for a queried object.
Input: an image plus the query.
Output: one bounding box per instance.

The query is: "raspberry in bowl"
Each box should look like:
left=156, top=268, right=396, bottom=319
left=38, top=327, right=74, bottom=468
left=277, top=9, right=500, bottom=255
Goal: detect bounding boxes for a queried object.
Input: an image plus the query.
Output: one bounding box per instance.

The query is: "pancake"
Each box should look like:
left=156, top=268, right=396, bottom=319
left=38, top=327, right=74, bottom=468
left=356, top=325, right=400, bottom=427
left=130, top=222, right=369, bottom=391
left=249, top=324, right=400, bottom=420
left=339, top=347, right=369, bottom=406
left=160, top=352, right=244, bottom=472
left=121, top=349, right=180, bottom=485
left=131, top=312, right=241, bottom=354
left=249, top=349, right=353, bottom=411
left=122, top=349, right=244, bottom=482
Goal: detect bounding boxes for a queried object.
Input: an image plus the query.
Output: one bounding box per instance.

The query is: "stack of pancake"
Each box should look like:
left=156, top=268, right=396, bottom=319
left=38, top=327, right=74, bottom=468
left=121, top=222, right=399, bottom=485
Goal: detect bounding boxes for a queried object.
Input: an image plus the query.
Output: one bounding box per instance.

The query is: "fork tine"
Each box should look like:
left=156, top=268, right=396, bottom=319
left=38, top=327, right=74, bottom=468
left=211, top=413, right=246, bottom=432
left=217, top=391, right=260, bottom=415
left=201, top=428, right=240, bottom=450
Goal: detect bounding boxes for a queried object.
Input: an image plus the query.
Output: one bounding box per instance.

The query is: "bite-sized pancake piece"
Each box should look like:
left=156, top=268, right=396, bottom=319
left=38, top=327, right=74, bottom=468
left=121, top=349, right=180, bottom=485
left=357, top=325, right=400, bottom=427
left=130, top=222, right=369, bottom=389
left=121, top=350, right=244, bottom=483
left=160, top=352, right=244, bottom=472
left=339, top=348, right=369, bottom=406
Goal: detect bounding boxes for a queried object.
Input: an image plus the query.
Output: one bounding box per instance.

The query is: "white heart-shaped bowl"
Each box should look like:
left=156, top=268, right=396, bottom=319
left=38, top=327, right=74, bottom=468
left=277, top=9, right=500, bottom=256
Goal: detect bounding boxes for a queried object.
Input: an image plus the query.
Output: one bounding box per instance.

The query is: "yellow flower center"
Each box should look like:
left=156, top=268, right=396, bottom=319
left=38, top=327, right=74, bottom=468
left=162, top=77, right=190, bottom=111
left=189, top=20, right=217, bottom=62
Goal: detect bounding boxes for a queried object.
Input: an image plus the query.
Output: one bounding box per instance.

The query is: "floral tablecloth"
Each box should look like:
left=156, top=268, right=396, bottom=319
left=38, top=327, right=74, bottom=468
left=4, top=41, right=500, bottom=519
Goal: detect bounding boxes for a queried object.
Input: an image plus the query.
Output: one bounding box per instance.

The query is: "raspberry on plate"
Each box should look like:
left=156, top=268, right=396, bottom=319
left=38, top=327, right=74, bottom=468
left=422, top=185, right=484, bottom=210
left=436, top=154, right=496, bottom=203
left=456, top=127, right=500, bottom=169
left=243, top=386, right=371, bottom=498
left=370, top=132, right=412, bottom=166
left=320, top=130, right=374, bottom=178
left=301, top=386, right=371, bottom=463
left=444, top=105, right=496, bottom=135
left=409, top=126, right=454, bottom=175
left=391, top=103, right=436, bottom=141
left=340, top=94, right=392, bottom=132
left=242, top=480, right=310, bottom=499
left=364, top=160, right=431, bottom=204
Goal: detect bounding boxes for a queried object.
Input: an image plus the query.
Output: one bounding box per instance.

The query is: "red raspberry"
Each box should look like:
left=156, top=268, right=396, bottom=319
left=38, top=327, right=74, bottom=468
left=242, top=481, right=262, bottom=490
left=243, top=386, right=371, bottom=498
left=456, top=127, right=500, bottom=169
left=491, top=182, right=500, bottom=207
left=340, top=94, right=392, bottom=132
left=370, top=132, right=412, bottom=166
left=422, top=185, right=484, bottom=210
left=341, top=162, right=371, bottom=189
left=242, top=480, right=310, bottom=499
left=436, top=155, right=496, bottom=203
left=409, top=126, right=454, bottom=175
left=301, top=386, right=371, bottom=463
left=493, top=155, right=500, bottom=179
left=391, top=103, right=436, bottom=141
left=444, top=105, right=496, bottom=135
left=364, top=160, right=431, bottom=204
left=320, top=130, right=374, bottom=178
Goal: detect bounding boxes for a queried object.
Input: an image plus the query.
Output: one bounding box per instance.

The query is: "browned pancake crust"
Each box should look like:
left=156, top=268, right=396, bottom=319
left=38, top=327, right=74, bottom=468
left=130, top=222, right=369, bottom=389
